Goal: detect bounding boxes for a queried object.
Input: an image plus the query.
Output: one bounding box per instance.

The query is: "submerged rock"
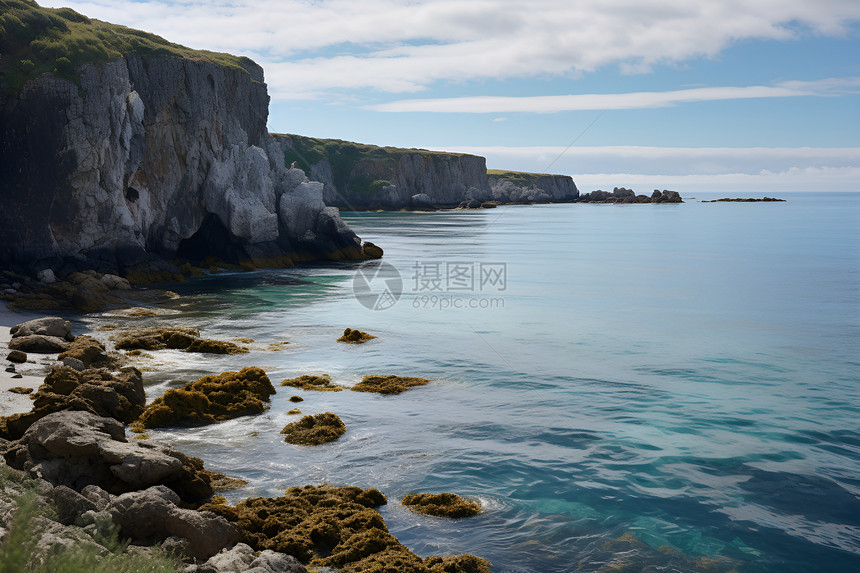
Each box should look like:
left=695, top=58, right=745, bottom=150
left=337, top=328, right=376, bottom=344
left=281, top=374, right=344, bottom=392
left=135, top=367, right=276, bottom=429
left=281, top=412, right=346, bottom=446
left=401, top=493, right=481, bottom=518
left=351, top=375, right=431, bottom=395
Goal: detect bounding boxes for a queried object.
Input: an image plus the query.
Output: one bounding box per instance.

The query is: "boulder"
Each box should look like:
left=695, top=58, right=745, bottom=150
left=100, top=274, right=132, bottom=290
left=48, top=485, right=99, bottom=525
left=108, top=486, right=241, bottom=561
left=0, top=365, right=146, bottom=440
left=8, top=335, right=70, bottom=353
left=37, top=269, right=57, bottom=284
left=3, top=411, right=215, bottom=503
left=7, top=350, right=27, bottom=363
left=10, top=317, right=74, bottom=341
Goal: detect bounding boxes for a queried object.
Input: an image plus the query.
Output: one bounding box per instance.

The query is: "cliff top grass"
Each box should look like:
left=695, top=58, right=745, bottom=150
left=0, top=0, right=259, bottom=95
left=487, top=169, right=562, bottom=185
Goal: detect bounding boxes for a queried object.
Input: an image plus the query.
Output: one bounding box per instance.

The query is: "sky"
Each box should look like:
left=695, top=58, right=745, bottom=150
left=40, top=0, right=860, bottom=193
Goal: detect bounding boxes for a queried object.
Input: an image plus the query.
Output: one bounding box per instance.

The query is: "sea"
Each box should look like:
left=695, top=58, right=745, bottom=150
left=78, top=191, right=860, bottom=572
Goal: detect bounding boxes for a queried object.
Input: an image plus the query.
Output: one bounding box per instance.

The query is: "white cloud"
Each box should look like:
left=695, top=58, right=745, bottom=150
left=434, top=145, right=860, bottom=191
left=39, top=1, right=860, bottom=99
left=369, top=78, right=860, bottom=112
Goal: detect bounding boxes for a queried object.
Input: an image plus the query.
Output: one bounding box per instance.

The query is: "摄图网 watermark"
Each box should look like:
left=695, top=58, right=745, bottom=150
left=353, top=261, right=507, bottom=311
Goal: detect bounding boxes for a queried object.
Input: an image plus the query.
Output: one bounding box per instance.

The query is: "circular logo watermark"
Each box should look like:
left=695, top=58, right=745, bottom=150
left=353, top=262, right=403, bottom=311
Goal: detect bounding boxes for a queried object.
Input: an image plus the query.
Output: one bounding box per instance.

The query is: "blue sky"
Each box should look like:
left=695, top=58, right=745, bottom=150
left=41, top=0, right=860, bottom=192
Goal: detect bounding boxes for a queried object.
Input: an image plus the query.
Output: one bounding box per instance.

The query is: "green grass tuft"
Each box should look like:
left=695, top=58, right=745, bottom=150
left=0, top=0, right=257, bottom=96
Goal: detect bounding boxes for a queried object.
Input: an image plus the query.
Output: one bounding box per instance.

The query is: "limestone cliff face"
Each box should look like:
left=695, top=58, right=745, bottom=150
left=0, top=56, right=365, bottom=273
left=273, top=134, right=491, bottom=209
left=487, top=172, right=579, bottom=203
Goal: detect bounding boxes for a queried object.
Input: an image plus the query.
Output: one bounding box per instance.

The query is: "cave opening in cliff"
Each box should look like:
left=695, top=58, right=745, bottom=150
left=176, top=214, right=249, bottom=265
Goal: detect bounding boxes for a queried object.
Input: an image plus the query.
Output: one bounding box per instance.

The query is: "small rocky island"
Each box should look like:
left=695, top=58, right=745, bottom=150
left=702, top=197, right=785, bottom=202
left=578, top=188, right=683, bottom=203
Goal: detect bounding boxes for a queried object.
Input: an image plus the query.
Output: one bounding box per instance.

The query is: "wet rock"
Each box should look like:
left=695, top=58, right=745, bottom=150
left=3, top=411, right=214, bottom=503
left=60, top=356, right=86, bottom=371
left=281, top=374, right=344, bottom=392
left=287, top=408, right=302, bottom=415
left=8, top=386, right=32, bottom=394
left=10, top=317, right=74, bottom=341
left=456, top=199, right=482, bottom=209
left=289, top=395, right=304, bottom=403
left=337, top=328, right=376, bottom=344
left=0, top=365, right=145, bottom=440
left=135, top=367, right=276, bottom=429
left=108, top=485, right=241, bottom=561
left=401, top=493, right=481, bottom=518
left=361, top=242, right=384, bottom=259
left=7, top=349, right=27, bottom=363
left=351, top=375, right=431, bottom=395
left=281, top=413, right=346, bottom=446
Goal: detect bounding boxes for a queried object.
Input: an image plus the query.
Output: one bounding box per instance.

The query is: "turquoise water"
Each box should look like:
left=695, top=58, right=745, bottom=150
left=86, top=193, right=859, bottom=572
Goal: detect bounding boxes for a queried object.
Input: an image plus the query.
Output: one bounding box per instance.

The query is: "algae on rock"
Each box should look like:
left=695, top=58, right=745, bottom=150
left=401, top=493, right=481, bottom=518
left=135, top=367, right=276, bottom=429
left=351, top=375, right=431, bottom=395
left=337, top=328, right=376, bottom=344
left=281, top=412, right=346, bottom=446
left=198, top=484, right=490, bottom=573
left=281, top=374, right=344, bottom=392
left=114, top=328, right=249, bottom=355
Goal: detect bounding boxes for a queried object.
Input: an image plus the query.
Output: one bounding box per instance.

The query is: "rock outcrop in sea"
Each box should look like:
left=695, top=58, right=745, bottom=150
left=0, top=1, right=371, bottom=278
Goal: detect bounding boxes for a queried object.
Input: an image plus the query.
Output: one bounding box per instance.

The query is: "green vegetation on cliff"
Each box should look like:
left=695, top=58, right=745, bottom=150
left=487, top=169, right=557, bottom=185
left=0, top=0, right=257, bottom=95
left=274, top=133, right=472, bottom=196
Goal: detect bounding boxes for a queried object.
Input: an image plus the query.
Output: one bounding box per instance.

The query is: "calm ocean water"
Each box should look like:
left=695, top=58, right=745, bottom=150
left=82, top=192, right=860, bottom=572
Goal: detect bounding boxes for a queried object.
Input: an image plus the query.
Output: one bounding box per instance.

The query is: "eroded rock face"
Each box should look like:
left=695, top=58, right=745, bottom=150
left=0, top=54, right=366, bottom=272
left=107, top=485, right=241, bottom=561
left=3, top=411, right=214, bottom=502
left=487, top=174, right=579, bottom=204
left=0, top=366, right=145, bottom=440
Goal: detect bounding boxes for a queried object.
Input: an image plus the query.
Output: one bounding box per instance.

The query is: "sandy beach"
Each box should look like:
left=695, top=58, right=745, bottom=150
left=0, top=305, right=58, bottom=417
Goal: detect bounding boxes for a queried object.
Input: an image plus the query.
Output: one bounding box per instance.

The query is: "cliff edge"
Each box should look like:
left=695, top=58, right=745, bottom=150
left=0, top=0, right=371, bottom=277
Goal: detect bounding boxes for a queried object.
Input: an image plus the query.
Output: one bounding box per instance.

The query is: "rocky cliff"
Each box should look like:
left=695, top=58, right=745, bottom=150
left=273, top=134, right=492, bottom=209
left=486, top=170, right=579, bottom=203
left=0, top=1, right=371, bottom=277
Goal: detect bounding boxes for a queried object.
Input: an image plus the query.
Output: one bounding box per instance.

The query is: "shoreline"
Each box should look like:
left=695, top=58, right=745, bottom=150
left=0, top=306, right=54, bottom=417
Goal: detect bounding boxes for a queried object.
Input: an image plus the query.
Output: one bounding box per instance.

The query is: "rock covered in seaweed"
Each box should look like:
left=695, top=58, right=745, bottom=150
left=281, top=373, right=344, bottom=392
left=281, top=412, right=346, bottom=445
left=351, top=375, right=431, bottom=395
left=114, top=327, right=249, bottom=354
left=199, top=484, right=489, bottom=573
left=401, top=493, right=481, bottom=518
left=135, top=367, right=276, bottom=429
left=337, top=328, right=376, bottom=344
